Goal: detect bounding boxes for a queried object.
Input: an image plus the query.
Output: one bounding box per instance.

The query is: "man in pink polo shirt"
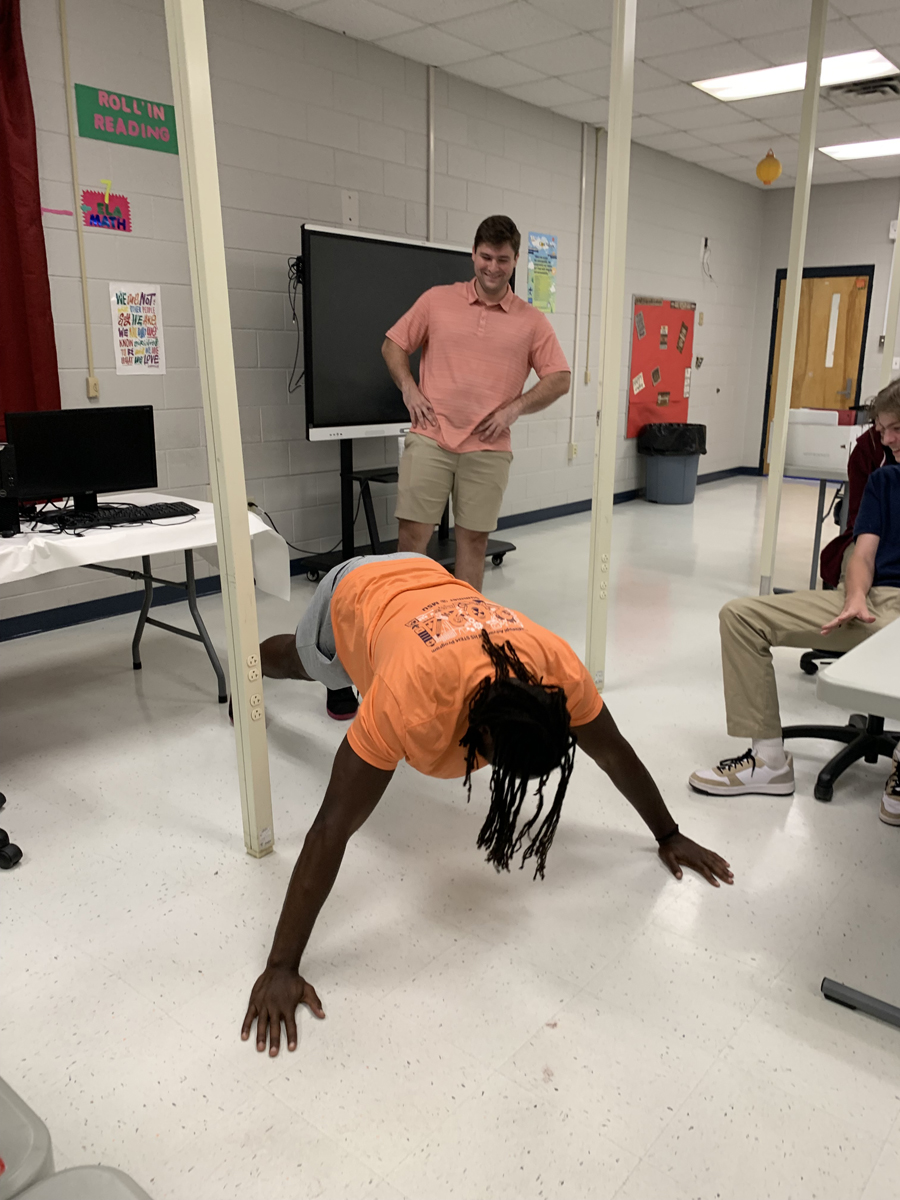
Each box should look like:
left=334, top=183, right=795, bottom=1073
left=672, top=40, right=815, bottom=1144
left=382, top=215, right=571, bottom=590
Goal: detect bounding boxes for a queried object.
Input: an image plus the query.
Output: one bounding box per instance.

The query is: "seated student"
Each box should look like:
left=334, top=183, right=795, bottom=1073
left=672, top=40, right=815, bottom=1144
left=820, top=380, right=899, bottom=587
left=690, top=456, right=900, bottom=820
left=241, top=552, right=733, bottom=1056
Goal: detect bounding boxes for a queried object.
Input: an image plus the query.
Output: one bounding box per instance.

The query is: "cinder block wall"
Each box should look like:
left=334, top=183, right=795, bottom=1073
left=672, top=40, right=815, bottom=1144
left=11, top=0, right=768, bottom=622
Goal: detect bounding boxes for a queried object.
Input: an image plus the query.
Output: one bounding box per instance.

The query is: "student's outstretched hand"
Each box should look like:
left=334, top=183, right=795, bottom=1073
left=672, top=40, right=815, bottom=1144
left=658, top=833, right=733, bottom=887
left=820, top=597, right=875, bottom=636
left=241, top=965, right=325, bottom=1056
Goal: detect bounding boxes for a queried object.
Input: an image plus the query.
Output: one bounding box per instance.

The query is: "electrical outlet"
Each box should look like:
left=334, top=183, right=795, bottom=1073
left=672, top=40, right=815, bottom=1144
left=698, top=312, right=704, bottom=326
left=341, top=190, right=359, bottom=227
left=893, top=356, right=900, bottom=371
left=86, top=376, right=100, bottom=399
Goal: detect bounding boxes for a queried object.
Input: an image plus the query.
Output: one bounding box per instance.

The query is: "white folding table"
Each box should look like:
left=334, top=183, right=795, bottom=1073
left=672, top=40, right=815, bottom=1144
left=0, top=492, right=290, bottom=702
left=816, top=619, right=900, bottom=1029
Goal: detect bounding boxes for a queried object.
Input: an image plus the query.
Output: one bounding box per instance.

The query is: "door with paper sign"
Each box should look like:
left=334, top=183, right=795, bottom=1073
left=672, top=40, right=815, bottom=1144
left=760, top=265, right=874, bottom=473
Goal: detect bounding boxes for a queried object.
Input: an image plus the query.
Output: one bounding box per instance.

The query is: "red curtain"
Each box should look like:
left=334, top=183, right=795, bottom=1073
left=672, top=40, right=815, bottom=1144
left=0, top=0, right=61, bottom=440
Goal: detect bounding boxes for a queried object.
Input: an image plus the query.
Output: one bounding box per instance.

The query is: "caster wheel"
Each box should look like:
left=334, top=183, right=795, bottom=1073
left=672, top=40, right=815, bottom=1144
left=491, top=554, right=505, bottom=567
left=849, top=714, right=866, bottom=730
left=0, top=842, right=23, bottom=869
left=0, top=792, right=5, bottom=811
left=799, top=656, right=818, bottom=676
left=814, top=784, right=833, bottom=802
left=307, top=570, right=320, bottom=583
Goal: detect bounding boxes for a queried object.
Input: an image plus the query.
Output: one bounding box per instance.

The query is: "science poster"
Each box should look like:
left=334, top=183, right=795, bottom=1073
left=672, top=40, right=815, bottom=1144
left=109, top=283, right=166, bottom=374
left=527, top=232, right=557, bottom=313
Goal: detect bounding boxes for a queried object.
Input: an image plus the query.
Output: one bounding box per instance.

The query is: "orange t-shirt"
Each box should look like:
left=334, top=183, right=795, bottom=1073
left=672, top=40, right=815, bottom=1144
left=385, top=279, right=570, bottom=454
left=332, top=559, right=603, bottom=777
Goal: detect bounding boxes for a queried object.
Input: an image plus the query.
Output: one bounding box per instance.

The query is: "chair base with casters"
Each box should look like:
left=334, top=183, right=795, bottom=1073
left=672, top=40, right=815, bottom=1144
left=782, top=714, right=900, bottom=802
left=799, top=649, right=843, bottom=676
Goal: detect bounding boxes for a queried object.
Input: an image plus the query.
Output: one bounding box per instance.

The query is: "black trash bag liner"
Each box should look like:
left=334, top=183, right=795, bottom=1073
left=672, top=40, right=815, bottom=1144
left=637, top=423, right=707, bottom=456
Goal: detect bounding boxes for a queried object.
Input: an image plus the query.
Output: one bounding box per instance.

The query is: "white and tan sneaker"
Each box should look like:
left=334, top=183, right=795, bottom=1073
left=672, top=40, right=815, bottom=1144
left=689, top=749, right=795, bottom=797
left=879, top=759, right=900, bottom=826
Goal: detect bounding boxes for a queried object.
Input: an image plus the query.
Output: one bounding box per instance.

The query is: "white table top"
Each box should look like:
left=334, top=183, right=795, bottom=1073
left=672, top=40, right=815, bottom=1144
left=783, top=464, right=849, bottom=483
left=0, top=491, right=291, bottom=601
left=817, top=617, right=900, bottom=722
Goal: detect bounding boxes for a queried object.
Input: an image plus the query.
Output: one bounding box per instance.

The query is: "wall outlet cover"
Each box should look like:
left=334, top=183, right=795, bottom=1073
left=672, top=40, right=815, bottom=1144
left=341, top=191, right=359, bottom=227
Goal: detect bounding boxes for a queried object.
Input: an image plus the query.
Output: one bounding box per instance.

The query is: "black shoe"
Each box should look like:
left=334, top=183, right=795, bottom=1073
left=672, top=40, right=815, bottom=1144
left=326, top=687, right=358, bottom=721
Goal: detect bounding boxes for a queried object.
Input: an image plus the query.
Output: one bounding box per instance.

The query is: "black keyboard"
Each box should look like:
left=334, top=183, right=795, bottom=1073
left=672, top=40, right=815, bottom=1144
left=34, top=502, right=199, bottom=529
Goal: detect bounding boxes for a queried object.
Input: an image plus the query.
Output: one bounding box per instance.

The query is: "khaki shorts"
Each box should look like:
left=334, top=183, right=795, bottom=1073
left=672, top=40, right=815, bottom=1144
left=395, top=432, right=513, bottom=533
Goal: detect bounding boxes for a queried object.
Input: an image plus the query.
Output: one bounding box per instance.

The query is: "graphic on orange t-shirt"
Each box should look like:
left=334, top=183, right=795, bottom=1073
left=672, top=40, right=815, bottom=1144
left=404, top=596, right=524, bottom=652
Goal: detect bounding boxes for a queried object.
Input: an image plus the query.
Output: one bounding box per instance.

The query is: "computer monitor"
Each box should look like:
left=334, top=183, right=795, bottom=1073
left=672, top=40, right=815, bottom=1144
left=6, top=406, right=158, bottom=511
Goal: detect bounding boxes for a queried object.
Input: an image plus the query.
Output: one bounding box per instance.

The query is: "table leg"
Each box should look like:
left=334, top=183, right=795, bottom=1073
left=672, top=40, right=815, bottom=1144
left=132, top=555, right=154, bottom=670
left=809, top=478, right=828, bottom=591
left=184, top=550, right=228, bottom=703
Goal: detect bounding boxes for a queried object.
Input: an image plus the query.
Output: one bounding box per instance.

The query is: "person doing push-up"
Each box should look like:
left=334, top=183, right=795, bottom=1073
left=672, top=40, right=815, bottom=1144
left=242, top=552, right=732, bottom=1055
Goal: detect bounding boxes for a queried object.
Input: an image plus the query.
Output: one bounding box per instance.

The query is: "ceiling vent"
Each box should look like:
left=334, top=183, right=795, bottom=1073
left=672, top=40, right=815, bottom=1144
left=825, top=73, right=900, bottom=106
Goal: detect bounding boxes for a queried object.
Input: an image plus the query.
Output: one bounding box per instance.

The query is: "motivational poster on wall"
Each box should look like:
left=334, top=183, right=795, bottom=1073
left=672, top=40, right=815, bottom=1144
left=109, top=284, right=166, bottom=375
left=75, top=84, right=178, bottom=154
left=527, top=232, right=557, bottom=313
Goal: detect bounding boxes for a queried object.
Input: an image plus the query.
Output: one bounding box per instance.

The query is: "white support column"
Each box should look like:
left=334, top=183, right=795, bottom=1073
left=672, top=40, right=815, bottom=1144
left=568, top=123, right=588, bottom=461
left=585, top=0, right=637, bottom=689
left=880, top=194, right=900, bottom=390
left=427, top=65, right=435, bottom=242
left=164, top=0, right=275, bottom=858
left=757, top=0, right=828, bottom=596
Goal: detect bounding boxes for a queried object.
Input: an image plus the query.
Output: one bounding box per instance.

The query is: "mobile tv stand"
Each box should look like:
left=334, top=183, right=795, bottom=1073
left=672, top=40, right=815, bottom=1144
left=296, top=439, right=515, bottom=582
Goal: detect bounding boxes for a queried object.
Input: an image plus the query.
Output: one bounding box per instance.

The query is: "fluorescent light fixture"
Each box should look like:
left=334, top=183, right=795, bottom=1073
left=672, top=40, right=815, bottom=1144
left=820, top=137, right=900, bottom=161
left=693, top=49, right=897, bottom=102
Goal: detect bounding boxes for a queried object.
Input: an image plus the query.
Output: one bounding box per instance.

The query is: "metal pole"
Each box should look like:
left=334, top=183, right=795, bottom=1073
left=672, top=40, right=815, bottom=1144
left=164, top=0, right=275, bottom=858
left=427, top=65, right=435, bottom=242
left=585, top=0, right=637, bottom=689
left=758, top=0, right=828, bottom=596
left=879, top=193, right=900, bottom=389
left=583, top=128, right=602, bottom=386
left=568, top=123, right=588, bottom=461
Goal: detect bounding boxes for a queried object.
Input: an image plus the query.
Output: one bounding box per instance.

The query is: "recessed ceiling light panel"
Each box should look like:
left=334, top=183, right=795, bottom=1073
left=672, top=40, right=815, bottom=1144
left=693, top=49, right=897, bottom=102
left=820, top=137, right=900, bottom=161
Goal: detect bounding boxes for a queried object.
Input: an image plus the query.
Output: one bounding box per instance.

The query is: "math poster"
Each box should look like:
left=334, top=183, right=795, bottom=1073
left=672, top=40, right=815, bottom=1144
left=626, top=296, right=695, bottom=438
left=527, top=232, right=557, bottom=313
left=109, top=283, right=166, bottom=375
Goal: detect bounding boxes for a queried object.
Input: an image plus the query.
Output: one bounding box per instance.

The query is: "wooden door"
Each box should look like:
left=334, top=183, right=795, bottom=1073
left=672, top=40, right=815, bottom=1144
left=763, top=271, right=869, bottom=471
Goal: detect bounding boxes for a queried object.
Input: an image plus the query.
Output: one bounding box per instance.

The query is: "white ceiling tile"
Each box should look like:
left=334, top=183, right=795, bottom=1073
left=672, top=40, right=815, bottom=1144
left=635, top=11, right=728, bottom=59
left=853, top=155, right=900, bottom=177
left=844, top=96, right=900, bottom=123
left=552, top=97, right=609, bottom=124
left=741, top=19, right=874, bottom=67
left=696, top=0, right=822, bottom=40
left=560, top=66, right=610, bottom=95
left=376, top=0, right=507, bottom=20
left=629, top=115, right=671, bottom=137
left=663, top=98, right=753, bottom=130
left=375, top=26, right=487, bottom=65
left=297, top=0, right=420, bottom=41
left=644, top=43, right=769, bottom=83
left=503, top=77, right=592, bottom=106
left=727, top=94, right=803, bottom=120
left=850, top=11, right=900, bottom=47
left=633, top=82, right=712, bottom=115
left=256, top=0, right=312, bottom=11
left=634, top=129, right=707, bottom=151
left=527, top=0, right=613, bottom=33
left=444, top=54, right=544, bottom=89
left=815, top=108, right=872, bottom=133
left=438, top=2, right=578, bottom=53
left=691, top=118, right=782, bottom=144
left=507, top=32, right=608, bottom=75
left=677, top=142, right=744, bottom=163
left=868, top=119, right=900, bottom=136
left=727, top=135, right=798, bottom=159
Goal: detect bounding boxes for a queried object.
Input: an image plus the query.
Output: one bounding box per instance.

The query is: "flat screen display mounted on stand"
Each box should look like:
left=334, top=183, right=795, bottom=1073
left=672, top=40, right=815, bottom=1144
left=301, top=225, right=475, bottom=441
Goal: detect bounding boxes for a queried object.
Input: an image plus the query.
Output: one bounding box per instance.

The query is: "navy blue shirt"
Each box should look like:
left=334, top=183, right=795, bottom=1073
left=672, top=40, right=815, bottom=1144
left=854, top=466, right=900, bottom=588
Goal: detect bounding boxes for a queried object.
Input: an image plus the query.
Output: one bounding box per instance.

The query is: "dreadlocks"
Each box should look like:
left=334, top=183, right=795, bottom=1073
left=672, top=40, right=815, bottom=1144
left=460, top=630, right=576, bottom=879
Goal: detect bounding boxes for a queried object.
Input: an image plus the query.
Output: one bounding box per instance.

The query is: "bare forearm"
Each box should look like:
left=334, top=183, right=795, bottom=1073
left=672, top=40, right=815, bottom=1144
left=382, top=338, right=416, bottom=395
left=506, top=371, right=570, bottom=421
left=266, top=820, right=348, bottom=972
left=844, top=548, right=875, bottom=604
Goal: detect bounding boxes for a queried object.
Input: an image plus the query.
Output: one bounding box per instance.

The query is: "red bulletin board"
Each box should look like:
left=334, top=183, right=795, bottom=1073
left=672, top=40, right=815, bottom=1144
left=626, top=296, right=696, bottom=438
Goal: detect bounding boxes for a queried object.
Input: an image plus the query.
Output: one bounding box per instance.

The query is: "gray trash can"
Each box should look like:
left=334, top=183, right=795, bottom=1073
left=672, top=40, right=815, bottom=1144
left=0, top=1077, right=55, bottom=1200
left=637, top=423, right=707, bottom=505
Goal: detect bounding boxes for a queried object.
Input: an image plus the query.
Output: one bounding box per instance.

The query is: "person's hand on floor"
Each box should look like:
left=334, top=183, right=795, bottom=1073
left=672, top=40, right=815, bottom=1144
left=657, top=834, right=733, bottom=887
left=241, top=965, right=324, bottom=1055
left=820, top=597, right=875, bottom=636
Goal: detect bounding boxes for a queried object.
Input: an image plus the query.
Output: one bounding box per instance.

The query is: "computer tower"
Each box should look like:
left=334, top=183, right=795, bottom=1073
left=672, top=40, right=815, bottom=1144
left=0, top=443, right=20, bottom=536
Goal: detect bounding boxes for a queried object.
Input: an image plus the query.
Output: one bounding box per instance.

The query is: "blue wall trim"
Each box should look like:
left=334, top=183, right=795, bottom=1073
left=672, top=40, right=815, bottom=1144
left=0, top=465, right=761, bottom=642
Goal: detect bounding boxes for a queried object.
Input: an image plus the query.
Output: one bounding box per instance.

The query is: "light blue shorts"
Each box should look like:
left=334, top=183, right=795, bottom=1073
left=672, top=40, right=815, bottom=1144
left=294, top=552, right=427, bottom=690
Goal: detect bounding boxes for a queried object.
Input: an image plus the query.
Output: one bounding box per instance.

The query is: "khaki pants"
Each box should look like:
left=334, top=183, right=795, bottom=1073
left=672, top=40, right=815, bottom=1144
left=720, top=586, right=900, bottom=739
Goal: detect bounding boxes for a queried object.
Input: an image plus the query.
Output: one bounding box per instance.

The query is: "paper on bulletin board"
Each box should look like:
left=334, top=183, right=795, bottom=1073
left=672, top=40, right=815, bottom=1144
left=109, top=283, right=166, bottom=374
left=626, top=296, right=695, bottom=438
left=527, top=232, right=557, bottom=313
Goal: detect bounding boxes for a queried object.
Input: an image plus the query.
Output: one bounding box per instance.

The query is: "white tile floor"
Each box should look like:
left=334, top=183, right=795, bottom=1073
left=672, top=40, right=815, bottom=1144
left=2, top=477, right=900, bottom=1200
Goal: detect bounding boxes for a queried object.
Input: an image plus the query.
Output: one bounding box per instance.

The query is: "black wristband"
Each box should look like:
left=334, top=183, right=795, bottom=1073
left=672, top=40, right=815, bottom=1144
left=656, top=824, right=680, bottom=845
